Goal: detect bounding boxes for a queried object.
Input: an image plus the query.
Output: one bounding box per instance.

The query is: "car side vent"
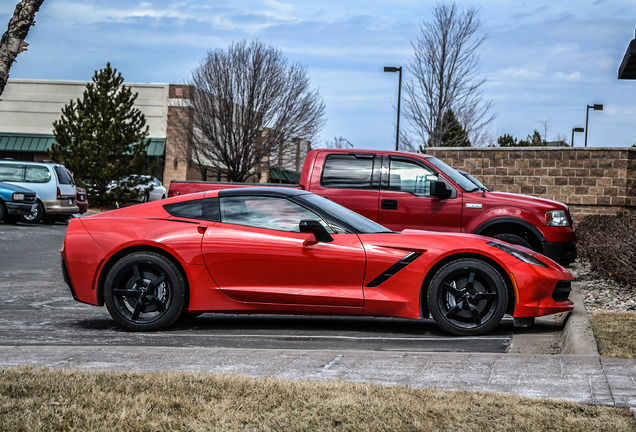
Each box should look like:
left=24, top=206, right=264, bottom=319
left=552, top=281, right=572, bottom=302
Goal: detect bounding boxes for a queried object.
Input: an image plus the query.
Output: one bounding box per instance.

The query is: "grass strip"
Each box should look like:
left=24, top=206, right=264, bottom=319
left=590, top=311, right=636, bottom=359
left=1, top=366, right=634, bottom=431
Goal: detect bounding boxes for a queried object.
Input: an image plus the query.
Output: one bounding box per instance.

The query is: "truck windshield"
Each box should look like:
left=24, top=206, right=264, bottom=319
left=426, top=157, right=485, bottom=192
left=295, top=193, right=392, bottom=234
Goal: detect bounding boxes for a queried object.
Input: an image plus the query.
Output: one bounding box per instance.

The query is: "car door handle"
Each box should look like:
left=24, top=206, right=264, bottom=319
left=381, top=199, right=398, bottom=210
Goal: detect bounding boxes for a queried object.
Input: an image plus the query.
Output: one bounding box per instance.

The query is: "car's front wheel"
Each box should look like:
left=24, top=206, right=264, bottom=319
left=104, top=252, right=185, bottom=331
left=427, top=259, right=507, bottom=336
left=21, top=200, right=44, bottom=223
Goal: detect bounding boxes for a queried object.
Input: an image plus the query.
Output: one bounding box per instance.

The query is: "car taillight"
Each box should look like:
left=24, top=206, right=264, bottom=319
left=168, top=191, right=180, bottom=197
left=57, top=186, right=61, bottom=199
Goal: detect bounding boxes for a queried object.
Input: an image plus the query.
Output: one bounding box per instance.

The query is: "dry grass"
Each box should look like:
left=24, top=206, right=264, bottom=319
left=590, top=311, right=636, bottom=359
left=1, top=367, right=634, bottom=431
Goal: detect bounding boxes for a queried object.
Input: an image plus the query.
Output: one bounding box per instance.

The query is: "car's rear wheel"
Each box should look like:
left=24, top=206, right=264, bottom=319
left=427, top=259, right=507, bottom=336
left=104, top=252, right=185, bottom=331
left=21, top=200, right=44, bottom=224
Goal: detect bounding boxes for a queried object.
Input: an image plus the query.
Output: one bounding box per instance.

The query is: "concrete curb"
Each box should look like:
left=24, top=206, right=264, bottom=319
left=560, top=282, right=599, bottom=356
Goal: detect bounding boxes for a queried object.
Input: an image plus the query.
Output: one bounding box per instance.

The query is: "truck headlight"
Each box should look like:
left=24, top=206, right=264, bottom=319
left=12, top=193, right=24, bottom=201
left=546, top=210, right=570, bottom=227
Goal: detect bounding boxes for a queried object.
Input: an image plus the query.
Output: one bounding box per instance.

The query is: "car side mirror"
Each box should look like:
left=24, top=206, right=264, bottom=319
left=430, top=181, right=452, bottom=199
left=299, top=219, right=333, bottom=243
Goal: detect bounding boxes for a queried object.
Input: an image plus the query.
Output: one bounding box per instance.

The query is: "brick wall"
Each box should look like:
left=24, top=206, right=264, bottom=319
left=424, top=147, right=636, bottom=222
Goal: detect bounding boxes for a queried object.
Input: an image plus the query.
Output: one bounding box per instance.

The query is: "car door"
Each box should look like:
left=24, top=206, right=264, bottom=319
left=201, top=195, right=367, bottom=307
left=378, top=156, right=462, bottom=232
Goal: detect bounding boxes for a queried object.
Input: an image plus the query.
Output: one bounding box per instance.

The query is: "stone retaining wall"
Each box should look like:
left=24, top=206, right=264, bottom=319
left=424, top=147, right=636, bottom=223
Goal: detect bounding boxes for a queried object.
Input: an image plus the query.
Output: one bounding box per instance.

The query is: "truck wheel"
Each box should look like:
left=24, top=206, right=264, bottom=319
left=21, top=200, right=44, bottom=224
left=493, top=233, right=532, bottom=250
left=427, top=259, right=507, bottom=336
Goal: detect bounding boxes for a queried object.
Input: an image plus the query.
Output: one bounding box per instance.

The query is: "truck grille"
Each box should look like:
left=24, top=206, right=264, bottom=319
left=19, top=193, right=37, bottom=204
left=552, top=281, right=572, bottom=302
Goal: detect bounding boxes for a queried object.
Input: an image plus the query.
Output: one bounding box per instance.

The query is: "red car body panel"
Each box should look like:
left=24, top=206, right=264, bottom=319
left=61, top=188, right=574, bottom=334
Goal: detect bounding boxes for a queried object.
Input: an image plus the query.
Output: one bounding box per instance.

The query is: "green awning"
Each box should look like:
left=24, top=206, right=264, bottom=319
left=269, top=168, right=300, bottom=183
left=0, top=133, right=166, bottom=157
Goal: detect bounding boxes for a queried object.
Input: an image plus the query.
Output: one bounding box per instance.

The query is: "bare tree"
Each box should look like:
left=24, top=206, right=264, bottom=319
left=0, top=0, right=44, bottom=97
left=321, top=136, right=353, bottom=149
left=179, top=39, right=325, bottom=182
left=403, top=2, right=494, bottom=148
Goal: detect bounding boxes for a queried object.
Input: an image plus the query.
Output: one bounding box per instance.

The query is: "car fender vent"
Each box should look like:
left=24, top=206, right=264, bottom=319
left=552, top=281, right=572, bottom=302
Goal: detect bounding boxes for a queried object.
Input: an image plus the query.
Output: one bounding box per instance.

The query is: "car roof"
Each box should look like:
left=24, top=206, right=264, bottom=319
left=217, top=187, right=308, bottom=198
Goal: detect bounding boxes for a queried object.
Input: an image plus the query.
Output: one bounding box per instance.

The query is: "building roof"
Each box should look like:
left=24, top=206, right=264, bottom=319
left=0, top=133, right=166, bottom=156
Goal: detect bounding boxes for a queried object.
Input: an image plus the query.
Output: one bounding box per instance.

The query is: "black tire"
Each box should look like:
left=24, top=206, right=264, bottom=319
left=21, top=200, right=44, bottom=224
left=427, top=259, right=507, bottom=336
left=4, top=214, right=19, bottom=224
left=104, top=252, right=185, bottom=331
left=0, top=202, right=5, bottom=223
left=493, top=233, right=532, bottom=250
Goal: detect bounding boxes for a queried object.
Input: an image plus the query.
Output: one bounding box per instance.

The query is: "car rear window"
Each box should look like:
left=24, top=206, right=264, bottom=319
left=54, top=166, right=74, bottom=185
left=321, top=154, right=375, bottom=189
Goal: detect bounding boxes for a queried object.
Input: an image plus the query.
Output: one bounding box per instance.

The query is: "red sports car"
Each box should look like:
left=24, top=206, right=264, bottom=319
left=61, top=187, right=574, bottom=335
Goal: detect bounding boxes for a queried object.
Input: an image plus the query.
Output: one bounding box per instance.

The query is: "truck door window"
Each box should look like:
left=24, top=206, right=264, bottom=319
left=321, top=154, right=375, bottom=189
left=389, top=160, right=439, bottom=196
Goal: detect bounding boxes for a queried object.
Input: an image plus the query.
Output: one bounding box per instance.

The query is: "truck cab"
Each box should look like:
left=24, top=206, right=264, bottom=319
left=302, top=149, right=577, bottom=265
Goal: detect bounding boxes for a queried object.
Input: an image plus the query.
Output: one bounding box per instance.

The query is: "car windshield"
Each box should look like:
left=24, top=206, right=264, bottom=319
left=295, top=193, right=392, bottom=234
left=426, top=157, right=484, bottom=192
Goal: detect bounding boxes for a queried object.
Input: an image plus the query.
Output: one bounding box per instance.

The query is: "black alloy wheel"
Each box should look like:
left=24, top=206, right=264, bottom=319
left=104, top=252, right=185, bottom=331
left=427, top=259, right=507, bottom=336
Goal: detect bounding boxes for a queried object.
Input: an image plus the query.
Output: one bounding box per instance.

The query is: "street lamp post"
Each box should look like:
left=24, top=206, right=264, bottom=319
left=571, top=127, right=584, bottom=147
left=384, top=66, right=402, bottom=151
left=584, top=104, right=603, bottom=147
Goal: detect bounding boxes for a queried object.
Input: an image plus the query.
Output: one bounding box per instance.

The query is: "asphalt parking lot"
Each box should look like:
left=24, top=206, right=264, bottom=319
left=0, top=221, right=567, bottom=354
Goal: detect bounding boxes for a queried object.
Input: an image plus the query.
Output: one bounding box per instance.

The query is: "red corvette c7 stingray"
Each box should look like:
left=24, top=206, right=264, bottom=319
left=61, top=187, right=574, bottom=335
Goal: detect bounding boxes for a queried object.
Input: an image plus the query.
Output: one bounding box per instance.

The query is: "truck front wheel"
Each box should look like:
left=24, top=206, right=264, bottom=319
left=492, top=233, right=532, bottom=250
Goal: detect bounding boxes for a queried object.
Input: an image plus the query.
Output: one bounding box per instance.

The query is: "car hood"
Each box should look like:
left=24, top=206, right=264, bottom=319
left=464, top=191, right=569, bottom=212
left=0, top=181, right=36, bottom=194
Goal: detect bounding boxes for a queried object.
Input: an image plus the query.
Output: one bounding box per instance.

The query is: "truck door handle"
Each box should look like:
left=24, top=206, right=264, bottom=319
left=381, top=199, right=398, bottom=210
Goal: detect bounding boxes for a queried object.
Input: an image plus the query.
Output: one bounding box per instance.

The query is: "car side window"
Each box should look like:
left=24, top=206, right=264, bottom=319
left=0, top=164, right=24, bottom=182
left=25, top=166, right=51, bottom=183
left=321, top=154, right=375, bottom=189
left=389, top=160, right=439, bottom=196
left=220, top=196, right=329, bottom=233
left=163, top=198, right=220, bottom=221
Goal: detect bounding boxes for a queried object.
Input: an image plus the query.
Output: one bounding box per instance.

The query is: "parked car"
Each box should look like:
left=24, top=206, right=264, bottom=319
left=61, top=187, right=574, bottom=336
left=76, top=187, right=88, bottom=213
left=108, top=175, right=167, bottom=202
left=168, top=149, right=577, bottom=265
left=0, top=160, right=78, bottom=223
left=0, top=181, right=37, bottom=223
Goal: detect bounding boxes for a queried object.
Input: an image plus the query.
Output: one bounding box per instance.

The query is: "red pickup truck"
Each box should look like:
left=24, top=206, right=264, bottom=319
left=169, top=149, right=577, bottom=265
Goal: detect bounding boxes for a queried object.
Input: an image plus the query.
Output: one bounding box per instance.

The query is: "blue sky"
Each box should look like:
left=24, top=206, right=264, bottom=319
left=3, top=0, right=635, bottom=149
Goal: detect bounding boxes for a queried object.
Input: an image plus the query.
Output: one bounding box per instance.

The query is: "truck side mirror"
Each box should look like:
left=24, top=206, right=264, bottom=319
left=430, top=181, right=452, bottom=199
left=299, top=219, right=333, bottom=242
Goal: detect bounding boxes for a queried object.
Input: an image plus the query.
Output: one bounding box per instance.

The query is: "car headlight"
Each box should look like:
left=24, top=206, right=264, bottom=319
left=12, top=193, right=24, bottom=201
left=487, top=241, right=548, bottom=267
left=546, top=210, right=570, bottom=227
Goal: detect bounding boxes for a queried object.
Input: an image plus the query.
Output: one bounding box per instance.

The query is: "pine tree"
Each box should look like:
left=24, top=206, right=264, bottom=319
left=51, top=63, right=152, bottom=204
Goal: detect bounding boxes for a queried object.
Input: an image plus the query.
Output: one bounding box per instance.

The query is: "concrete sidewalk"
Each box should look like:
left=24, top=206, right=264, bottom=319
left=1, top=346, right=634, bottom=410
left=1, top=284, right=634, bottom=416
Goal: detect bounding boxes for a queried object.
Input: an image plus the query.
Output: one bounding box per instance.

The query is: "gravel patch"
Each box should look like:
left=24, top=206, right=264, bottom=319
left=571, top=261, right=636, bottom=313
